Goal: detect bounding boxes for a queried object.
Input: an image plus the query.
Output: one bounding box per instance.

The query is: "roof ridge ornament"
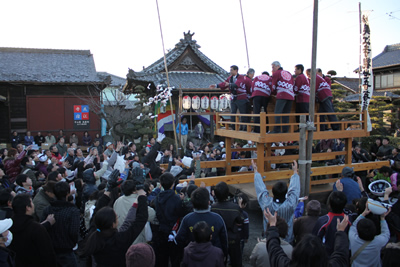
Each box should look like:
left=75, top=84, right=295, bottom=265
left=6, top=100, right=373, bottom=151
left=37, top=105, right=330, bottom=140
left=184, top=31, right=194, bottom=42
left=176, top=31, right=200, bottom=48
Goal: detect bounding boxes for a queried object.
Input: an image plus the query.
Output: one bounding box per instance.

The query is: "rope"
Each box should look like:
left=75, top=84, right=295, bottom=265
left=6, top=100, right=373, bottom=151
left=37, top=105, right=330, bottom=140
left=155, top=0, right=170, bottom=87
left=155, top=0, right=179, bottom=151
left=239, top=0, right=250, bottom=68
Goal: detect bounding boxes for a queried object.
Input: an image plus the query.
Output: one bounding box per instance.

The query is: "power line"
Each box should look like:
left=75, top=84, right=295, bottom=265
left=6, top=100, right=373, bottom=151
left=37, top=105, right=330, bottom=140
left=387, top=12, right=400, bottom=20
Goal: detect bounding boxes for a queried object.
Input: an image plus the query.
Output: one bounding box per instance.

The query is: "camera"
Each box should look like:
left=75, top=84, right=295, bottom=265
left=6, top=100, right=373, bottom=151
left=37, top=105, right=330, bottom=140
left=229, top=83, right=238, bottom=97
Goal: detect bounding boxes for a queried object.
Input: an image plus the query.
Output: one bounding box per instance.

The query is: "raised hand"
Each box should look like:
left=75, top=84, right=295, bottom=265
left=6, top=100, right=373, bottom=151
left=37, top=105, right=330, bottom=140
left=335, top=179, right=344, bottom=192
left=263, top=208, right=277, bottom=226
left=336, top=215, right=349, bottom=232
left=292, top=160, right=298, bottom=174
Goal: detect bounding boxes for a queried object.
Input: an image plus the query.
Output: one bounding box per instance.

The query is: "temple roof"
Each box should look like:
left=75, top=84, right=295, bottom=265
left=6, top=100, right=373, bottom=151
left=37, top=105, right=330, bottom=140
left=0, top=47, right=107, bottom=84
left=125, top=31, right=228, bottom=91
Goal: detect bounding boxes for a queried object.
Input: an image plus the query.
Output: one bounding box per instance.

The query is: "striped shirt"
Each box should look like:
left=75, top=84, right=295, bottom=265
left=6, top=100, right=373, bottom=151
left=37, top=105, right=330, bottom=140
left=254, top=172, right=300, bottom=242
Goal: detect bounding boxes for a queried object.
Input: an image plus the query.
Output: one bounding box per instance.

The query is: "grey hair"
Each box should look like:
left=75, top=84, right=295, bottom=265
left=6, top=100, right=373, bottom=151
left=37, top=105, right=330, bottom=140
left=247, top=68, right=255, bottom=74
left=271, top=61, right=281, bottom=67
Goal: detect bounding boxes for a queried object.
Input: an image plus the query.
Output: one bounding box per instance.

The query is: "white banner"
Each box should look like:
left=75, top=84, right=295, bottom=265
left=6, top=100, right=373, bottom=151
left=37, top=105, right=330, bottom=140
left=360, top=12, right=373, bottom=132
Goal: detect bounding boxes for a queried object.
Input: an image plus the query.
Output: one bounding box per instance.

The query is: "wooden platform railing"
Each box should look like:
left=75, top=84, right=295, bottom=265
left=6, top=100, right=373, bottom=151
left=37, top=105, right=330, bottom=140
left=179, top=161, right=389, bottom=194
left=216, top=111, right=366, bottom=134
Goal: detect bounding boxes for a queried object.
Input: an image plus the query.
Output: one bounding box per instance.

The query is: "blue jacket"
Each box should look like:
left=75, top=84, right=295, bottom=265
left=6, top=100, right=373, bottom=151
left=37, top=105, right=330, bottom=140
left=176, top=123, right=189, bottom=135
left=176, top=208, right=228, bottom=256
left=24, top=136, right=34, bottom=146
left=333, top=177, right=361, bottom=204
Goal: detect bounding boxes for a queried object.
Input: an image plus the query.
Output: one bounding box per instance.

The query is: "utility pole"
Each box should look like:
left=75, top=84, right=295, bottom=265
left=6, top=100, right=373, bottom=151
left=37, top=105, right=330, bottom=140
left=304, top=0, right=319, bottom=196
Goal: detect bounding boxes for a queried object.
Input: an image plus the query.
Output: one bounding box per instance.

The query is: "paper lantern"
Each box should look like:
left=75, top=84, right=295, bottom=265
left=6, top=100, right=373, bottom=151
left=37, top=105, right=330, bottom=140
left=210, top=96, right=219, bottom=110
left=192, top=95, right=200, bottom=110
left=182, top=95, right=191, bottom=110
left=201, top=96, right=209, bottom=109
left=219, top=95, right=228, bottom=110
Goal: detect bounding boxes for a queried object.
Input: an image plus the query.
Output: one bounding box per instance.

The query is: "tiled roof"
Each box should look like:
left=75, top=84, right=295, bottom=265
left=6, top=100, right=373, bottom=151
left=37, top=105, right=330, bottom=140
left=344, top=90, right=400, bottom=102
left=103, top=100, right=137, bottom=109
left=373, top=43, right=400, bottom=69
left=131, top=71, right=225, bottom=89
left=354, top=43, right=400, bottom=72
left=97, top=72, right=126, bottom=87
left=334, top=77, right=360, bottom=93
left=127, top=32, right=228, bottom=89
left=0, top=47, right=106, bottom=84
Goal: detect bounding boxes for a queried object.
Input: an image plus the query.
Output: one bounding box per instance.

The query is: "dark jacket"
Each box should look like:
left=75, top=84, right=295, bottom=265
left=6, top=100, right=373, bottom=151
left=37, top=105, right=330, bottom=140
left=176, top=209, right=228, bottom=256
left=142, top=142, right=163, bottom=179
left=82, top=135, right=92, bottom=146
left=0, top=206, right=13, bottom=219
left=34, top=135, right=45, bottom=147
left=56, top=143, right=68, bottom=157
left=312, top=212, right=350, bottom=256
left=82, top=169, right=98, bottom=205
left=293, top=215, right=319, bottom=245
left=42, top=200, right=80, bottom=253
left=155, top=189, right=183, bottom=233
left=211, top=201, right=243, bottom=240
left=181, top=241, right=225, bottom=267
left=0, top=246, right=15, bottom=267
left=92, top=195, right=148, bottom=267
left=10, top=135, right=21, bottom=148
left=33, top=189, right=54, bottom=221
left=9, top=214, right=57, bottom=266
left=266, top=226, right=349, bottom=267
left=21, top=165, right=43, bottom=190
left=4, top=151, right=27, bottom=183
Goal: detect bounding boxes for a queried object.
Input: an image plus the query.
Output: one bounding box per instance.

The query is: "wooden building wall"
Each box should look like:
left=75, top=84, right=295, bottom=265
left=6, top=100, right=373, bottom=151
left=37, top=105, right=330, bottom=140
left=0, top=84, right=102, bottom=145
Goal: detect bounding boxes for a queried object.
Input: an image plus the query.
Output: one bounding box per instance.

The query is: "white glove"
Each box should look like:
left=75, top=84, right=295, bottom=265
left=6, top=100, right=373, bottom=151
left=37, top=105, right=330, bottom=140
left=157, top=132, right=166, bottom=143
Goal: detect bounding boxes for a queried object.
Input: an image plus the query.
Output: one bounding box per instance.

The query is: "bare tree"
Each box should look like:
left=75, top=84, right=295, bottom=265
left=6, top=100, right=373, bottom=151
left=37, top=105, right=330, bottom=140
left=68, top=83, right=154, bottom=143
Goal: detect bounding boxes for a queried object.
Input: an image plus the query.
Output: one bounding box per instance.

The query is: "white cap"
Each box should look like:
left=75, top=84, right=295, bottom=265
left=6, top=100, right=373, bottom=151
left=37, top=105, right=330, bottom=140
left=39, top=154, right=48, bottom=162
left=219, top=141, right=224, bottom=146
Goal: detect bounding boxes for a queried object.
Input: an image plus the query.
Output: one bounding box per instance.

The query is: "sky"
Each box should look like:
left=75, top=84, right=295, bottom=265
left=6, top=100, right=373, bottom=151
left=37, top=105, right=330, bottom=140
left=1, top=0, right=399, bottom=79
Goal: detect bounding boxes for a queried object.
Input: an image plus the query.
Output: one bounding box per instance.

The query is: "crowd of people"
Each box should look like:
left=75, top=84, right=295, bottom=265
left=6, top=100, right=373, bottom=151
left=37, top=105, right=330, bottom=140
left=0, top=64, right=399, bottom=266
left=1, top=124, right=399, bottom=267
left=210, top=62, right=338, bottom=133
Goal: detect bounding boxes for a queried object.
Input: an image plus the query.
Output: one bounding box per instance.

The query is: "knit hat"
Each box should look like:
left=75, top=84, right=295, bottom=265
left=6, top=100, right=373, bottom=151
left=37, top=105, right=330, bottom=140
left=0, top=218, right=13, bottom=234
left=126, top=243, right=155, bottom=267
left=306, top=200, right=321, bottom=216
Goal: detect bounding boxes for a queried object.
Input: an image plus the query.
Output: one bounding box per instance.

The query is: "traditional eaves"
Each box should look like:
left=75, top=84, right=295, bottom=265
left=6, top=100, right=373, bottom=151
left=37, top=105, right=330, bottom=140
left=354, top=43, right=400, bottom=72
left=97, top=72, right=127, bottom=87
left=334, top=77, right=360, bottom=93
left=0, top=47, right=107, bottom=84
left=344, top=91, right=400, bottom=102
left=372, top=43, right=400, bottom=70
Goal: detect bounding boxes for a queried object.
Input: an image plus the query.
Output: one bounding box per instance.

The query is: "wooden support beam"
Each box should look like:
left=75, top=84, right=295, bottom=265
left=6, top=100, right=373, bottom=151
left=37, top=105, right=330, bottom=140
left=265, top=142, right=272, bottom=171
left=225, top=137, right=232, bottom=175
left=299, top=115, right=307, bottom=196
left=345, top=137, right=353, bottom=164
left=256, top=142, right=265, bottom=172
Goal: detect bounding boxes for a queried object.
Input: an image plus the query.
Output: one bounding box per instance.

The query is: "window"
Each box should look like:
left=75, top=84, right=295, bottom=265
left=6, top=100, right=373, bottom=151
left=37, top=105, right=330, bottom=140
left=381, top=74, right=388, bottom=88
left=375, top=75, right=381, bottom=89
left=394, top=72, right=400, bottom=86
left=388, top=74, right=394, bottom=87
